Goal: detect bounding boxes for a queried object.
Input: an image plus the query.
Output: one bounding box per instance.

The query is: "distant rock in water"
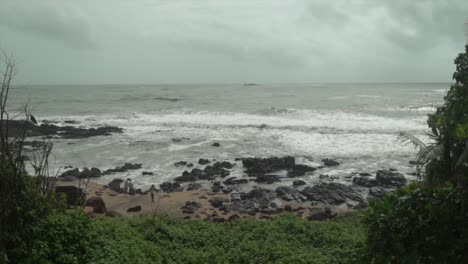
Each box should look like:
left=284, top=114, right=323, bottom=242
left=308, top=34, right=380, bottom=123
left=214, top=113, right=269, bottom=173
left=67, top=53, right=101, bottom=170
left=211, top=142, right=221, bottom=147
left=1, top=120, right=123, bottom=138
left=102, top=163, right=142, bottom=175
left=242, top=156, right=295, bottom=175
left=375, top=170, right=407, bottom=188
left=322, top=158, right=340, bottom=167
left=153, top=97, right=180, bottom=102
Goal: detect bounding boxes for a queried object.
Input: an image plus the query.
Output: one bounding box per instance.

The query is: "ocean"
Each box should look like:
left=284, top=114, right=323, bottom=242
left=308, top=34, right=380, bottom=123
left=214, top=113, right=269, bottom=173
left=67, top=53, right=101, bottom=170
left=12, top=83, right=447, bottom=189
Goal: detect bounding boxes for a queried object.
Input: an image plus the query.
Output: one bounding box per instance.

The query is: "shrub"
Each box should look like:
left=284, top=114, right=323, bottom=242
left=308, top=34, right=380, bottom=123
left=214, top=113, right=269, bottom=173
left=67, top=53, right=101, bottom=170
left=365, top=183, right=466, bottom=263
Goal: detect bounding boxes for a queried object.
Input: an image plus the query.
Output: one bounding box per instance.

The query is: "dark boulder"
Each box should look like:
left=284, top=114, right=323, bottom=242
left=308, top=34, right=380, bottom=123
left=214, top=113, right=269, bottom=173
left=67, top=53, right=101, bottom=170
left=223, top=177, right=248, bottom=185
left=242, top=156, right=295, bottom=174
left=275, top=186, right=306, bottom=202
left=322, top=158, right=340, bottom=167
left=61, top=168, right=79, bottom=178
left=293, top=180, right=306, bottom=187
left=301, top=183, right=364, bottom=205
left=172, top=137, right=190, bottom=142
left=228, top=200, right=257, bottom=214
left=368, top=187, right=388, bottom=201
left=142, top=171, right=154, bottom=175
left=107, top=178, right=124, bottom=192
left=212, top=142, right=221, bottom=147
left=102, top=163, right=142, bottom=175
left=38, top=123, right=123, bottom=139
left=160, top=182, right=182, bottom=192
left=79, top=167, right=102, bottom=178
left=352, top=176, right=379, bottom=187
left=244, top=188, right=277, bottom=206
left=85, top=196, right=107, bottom=213
left=55, top=186, right=84, bottom=206
left=287, top=164, right=316, bottom=177
left=307, top=207, right=336, bottom=221
left=181, top=201, right=201, bottom=211
left=359, top=172, right=371, bottom=177
left=127, top=206, right=142, bottom=212
left=174, top=161, right=188, bottom=167
left=209, top=197, right=224, bottom=208
left=105, top=210, right=121, bottom=217
left=186, top=183, right=202, bottom=191
left=376, top=170, right=407, bottom=188
left=198, top=158, right=210, bottom=165
left=254, top=174, right=280, bottom=184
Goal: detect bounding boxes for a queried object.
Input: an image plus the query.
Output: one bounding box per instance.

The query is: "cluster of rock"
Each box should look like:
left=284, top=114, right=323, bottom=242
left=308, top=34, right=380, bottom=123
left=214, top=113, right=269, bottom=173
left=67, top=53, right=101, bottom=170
left=4, top=120, right=123, bottom=139
left=58, top=163, right=143, bottom=181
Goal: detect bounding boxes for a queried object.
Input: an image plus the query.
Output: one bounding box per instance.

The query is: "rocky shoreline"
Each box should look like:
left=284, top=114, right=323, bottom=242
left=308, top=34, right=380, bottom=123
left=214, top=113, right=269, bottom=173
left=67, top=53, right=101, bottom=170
left=56, top=155, right=416, bottom=221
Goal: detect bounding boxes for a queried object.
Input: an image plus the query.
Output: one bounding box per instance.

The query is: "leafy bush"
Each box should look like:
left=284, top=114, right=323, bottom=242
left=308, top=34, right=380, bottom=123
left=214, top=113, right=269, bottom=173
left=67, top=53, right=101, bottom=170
left=365, top=183, right=466, bottom=263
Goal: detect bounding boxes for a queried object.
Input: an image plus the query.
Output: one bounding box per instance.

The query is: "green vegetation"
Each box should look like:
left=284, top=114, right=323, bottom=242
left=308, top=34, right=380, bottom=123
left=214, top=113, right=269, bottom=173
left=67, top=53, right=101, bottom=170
left=5, top=211, right=367, bottom=264
left=365, top=183, right=464, bottom=263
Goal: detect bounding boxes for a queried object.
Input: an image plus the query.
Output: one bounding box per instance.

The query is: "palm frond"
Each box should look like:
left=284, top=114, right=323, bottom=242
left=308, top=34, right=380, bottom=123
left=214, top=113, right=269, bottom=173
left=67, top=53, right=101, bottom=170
left=398, top=132, right=427, bottom=150
left=416, top=144, right=444, bottom=164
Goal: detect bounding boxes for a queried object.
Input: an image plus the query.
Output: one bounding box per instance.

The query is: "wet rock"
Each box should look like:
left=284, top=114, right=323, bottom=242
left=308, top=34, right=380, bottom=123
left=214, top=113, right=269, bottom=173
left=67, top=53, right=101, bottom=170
left=107, top=178, right=124, bottom=192
left=181, top=201, right=201, bottom=212
left=359, top=172, right=371, bottom=177
left=142, top=171, right=154, bottom=175
left=160, top=182, right=182, bottom=192
left=242, top=156, right=295, bottom=175
left=102, top=163, right=142, bottom=175
left=212, top=142, right=221, bottom=147
left=202, top=165, right=230, bottom=179
left=287, top=164, right=317, bottom=177
left=409, top=160, right=423, bottom=165
left=254, top=174, right=280, bottom=184
left=228, top=214, right=240, bottom=221
left=172, top=137, right=190, bottom=142
left=352, top=176, right=379, bottom=187
left=186, top=183, right=202, bottom=191
left=228, top=200, right=256, bottom=214
left=319, top=174, right=329, bottom=179
left=127, top=205, right=142, bottom=212
left=368, top=187, right=388, bottom=201
left=376, top=170, right=407, bottom=188
left=61, top=168, right=79, bottom=178
left=55, top=186, right=84, bottom=206
left=353, top=201, right=368, bottom=210
left=38, top=123, right=123, bottom=139
left=301, top=182, right=364, bottom=205
left=187, top=163, right=194, bottom=167
left=198, top=158, right=210, bottom=165
left=223, top=177, right=248, bottom=185
left=79, top=167, right=101, bottom=178
left=322, top=158, right=340, bottom=167
left=85, top=196, right=107, bottom=213
left=105, top=210, right=121, bottom=217
left=174, top=161, right=188, bottom=167
left=209, top=197, right=224, bottom=208
left=275, top=186, right=306, bottom=202
left=244, top=188, right=277, bottom=206
left=307, top=207, right=336, bottom=221
left=293, top=180, right=307, bottom=187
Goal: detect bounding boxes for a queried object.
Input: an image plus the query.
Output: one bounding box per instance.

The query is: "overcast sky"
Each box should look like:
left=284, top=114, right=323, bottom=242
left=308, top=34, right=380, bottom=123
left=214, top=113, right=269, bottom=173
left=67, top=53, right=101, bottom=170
left=0, top=0, right=467, bottom=84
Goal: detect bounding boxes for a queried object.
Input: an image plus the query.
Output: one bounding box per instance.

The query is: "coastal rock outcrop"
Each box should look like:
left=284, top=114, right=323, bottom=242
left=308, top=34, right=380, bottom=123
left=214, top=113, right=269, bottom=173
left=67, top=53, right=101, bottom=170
left=102, top=163, right=142, bottom=175
left=376, top=170, right=407, bottom=188
left=321, top=158, right=340, bottom=167
left=160, top=182, right=182, bottom=192
left=301, top=183, right=363, bottom=205
left=242, top=156, right=295, bottom=175
left=352, top=176, right=379, bottom=187
left=275, top=186, right=306, bottom=202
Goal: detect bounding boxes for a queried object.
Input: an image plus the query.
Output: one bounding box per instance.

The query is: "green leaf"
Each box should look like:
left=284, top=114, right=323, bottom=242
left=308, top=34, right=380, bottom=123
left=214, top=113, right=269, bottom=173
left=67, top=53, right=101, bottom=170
left=455, top=123, right=468, bottom=139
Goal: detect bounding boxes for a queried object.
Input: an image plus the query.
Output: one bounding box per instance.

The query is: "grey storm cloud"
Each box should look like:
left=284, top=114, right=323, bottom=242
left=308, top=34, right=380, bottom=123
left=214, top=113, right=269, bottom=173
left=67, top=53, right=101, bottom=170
left=0, top=1, right=94, bottom=49
left=0, top=0, right=466, bottom=84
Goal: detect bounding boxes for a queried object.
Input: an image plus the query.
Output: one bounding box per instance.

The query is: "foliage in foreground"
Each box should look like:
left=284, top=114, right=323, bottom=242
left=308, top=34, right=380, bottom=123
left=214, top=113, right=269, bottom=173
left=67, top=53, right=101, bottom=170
left=365, top=183, right=466, bottom=264
left=6, top=212, right=367, bottom=264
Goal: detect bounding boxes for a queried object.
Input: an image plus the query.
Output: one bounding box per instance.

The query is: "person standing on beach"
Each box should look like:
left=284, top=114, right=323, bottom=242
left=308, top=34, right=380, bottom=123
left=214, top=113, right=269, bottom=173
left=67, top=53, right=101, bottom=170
left=128, top=179, right=134, bottom=195
left=149, top=185, right=156, bottom=203
left=123, top=178, right=129, bottom=193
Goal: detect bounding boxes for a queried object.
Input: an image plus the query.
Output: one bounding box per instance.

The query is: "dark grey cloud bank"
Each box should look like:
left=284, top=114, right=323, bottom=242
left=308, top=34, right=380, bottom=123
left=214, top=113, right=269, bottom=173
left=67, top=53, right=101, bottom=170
left=0, top=0, right=466, bottom=84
